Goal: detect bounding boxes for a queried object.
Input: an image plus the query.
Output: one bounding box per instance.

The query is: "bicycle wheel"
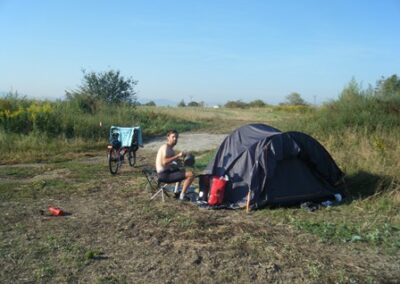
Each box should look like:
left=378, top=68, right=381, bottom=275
left=108, top=148, right=120, bottom=175
left=128, top=149, right=136, bottom=167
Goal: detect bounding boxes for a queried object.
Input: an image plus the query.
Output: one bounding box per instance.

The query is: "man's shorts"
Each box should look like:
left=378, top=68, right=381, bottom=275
left=157, top=168, right=186, bottom=183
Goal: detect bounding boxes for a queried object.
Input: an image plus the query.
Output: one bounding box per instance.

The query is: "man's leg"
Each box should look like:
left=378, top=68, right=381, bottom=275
left=179, top=170, right=194, bottom=200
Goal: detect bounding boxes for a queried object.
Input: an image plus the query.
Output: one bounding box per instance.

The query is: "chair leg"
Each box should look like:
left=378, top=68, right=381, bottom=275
left=150, top=187, right=164, bottom=201
left=150, top=184, right=169, bottom=202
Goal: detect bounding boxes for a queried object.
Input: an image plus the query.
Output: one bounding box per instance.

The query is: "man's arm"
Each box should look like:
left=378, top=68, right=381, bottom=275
left=162, top=152, right=184, bottom=167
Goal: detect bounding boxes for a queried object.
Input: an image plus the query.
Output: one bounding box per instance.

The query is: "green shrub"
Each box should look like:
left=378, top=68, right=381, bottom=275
left=224, top=100, right=248, bottom=108
left=27, top=102, right=63, bottom=136
left=0, top=98, right=202, bottom=147
left=67, top=93, right=99, bottom=114
left=0, top=93, right=33, bottom=133
left=283, top=77, right=400, bottom=135
left=0, top=106, right=32, bottom=134
left=248, top=99, right=267, bottom=108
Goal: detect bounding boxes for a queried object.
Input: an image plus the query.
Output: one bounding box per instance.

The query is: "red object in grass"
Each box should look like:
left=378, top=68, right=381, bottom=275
left=208, top=176, right=227, bottom=206
left=48, top=207, right=64, bottom=216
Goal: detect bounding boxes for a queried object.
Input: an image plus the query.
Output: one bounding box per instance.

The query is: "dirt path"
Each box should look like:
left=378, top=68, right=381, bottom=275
left=0, top=132, right=227, bottom=173
left=143, top=132, right=227, bottom=152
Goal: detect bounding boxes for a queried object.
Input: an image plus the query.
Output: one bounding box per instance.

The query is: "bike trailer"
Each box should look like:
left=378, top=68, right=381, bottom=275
left=109, top=126, right=143, bottom=148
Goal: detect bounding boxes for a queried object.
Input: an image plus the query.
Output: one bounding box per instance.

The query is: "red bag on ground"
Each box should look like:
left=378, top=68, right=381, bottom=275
left=208, top=176, right=227, bottom=206
left=48, top=207, right=64, bottom=216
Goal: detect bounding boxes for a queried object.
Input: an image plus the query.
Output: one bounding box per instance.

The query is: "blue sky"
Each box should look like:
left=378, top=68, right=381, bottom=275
left=0, top=0, right=399, bottom=105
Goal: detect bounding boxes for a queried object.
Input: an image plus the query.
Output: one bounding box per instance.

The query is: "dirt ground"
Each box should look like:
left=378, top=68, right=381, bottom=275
left=1, top=133, right=399, bottom=283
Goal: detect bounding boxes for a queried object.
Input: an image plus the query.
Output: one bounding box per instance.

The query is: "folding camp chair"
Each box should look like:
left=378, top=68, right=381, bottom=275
left=142, top=168, right=181, bottom=202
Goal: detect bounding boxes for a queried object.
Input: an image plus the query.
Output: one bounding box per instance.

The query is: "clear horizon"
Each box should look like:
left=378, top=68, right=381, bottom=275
left=1, top=0, right=399, bottom=105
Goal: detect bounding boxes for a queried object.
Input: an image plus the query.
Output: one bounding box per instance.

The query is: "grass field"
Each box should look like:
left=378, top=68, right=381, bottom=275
left=1, top=106, right=399, bottom=283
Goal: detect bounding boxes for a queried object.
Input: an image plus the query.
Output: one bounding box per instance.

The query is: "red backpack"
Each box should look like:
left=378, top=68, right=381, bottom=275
left=208, top=176, right=227, bottom=206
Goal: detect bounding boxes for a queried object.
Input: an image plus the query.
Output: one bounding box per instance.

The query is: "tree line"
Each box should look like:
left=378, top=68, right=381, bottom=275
left=5, top=69, right=399, bottom=111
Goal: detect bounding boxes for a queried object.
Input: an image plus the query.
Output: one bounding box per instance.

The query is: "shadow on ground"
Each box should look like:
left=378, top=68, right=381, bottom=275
left=343, top=170, right=397, bottom=202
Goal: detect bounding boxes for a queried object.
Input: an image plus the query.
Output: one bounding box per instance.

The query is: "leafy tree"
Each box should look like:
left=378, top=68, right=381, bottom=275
left=248, top=99, right=266, bottom=108
left=224, top=100, right=248, bottom=108
left=66, top=69, right=138, bottom=105
left=187, top=101, right=200, bottom=107
left=144, top=100, right=156, bottom=106
left=284, top=92, right=307, bottom=105
left=376, top=74, right=400, bottom=97
left=339, top=78, right=362, bottom=103
left=178, top=99, right=186, bottom=107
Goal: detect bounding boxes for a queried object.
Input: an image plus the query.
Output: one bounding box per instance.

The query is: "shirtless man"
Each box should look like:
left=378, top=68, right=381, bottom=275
left=155, top=129, right=194, bottom=200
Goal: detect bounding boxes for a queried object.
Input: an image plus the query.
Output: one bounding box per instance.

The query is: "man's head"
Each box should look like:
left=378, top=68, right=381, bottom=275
left=166, top=129, right=179, bottom=147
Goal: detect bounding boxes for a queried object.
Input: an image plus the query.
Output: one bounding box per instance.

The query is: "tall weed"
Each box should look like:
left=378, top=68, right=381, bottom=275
left=0, top=99, right=202, bottom=163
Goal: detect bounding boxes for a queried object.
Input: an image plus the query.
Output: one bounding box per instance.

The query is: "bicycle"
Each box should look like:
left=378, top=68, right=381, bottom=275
left=107, top=126, right=142, bottom=175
